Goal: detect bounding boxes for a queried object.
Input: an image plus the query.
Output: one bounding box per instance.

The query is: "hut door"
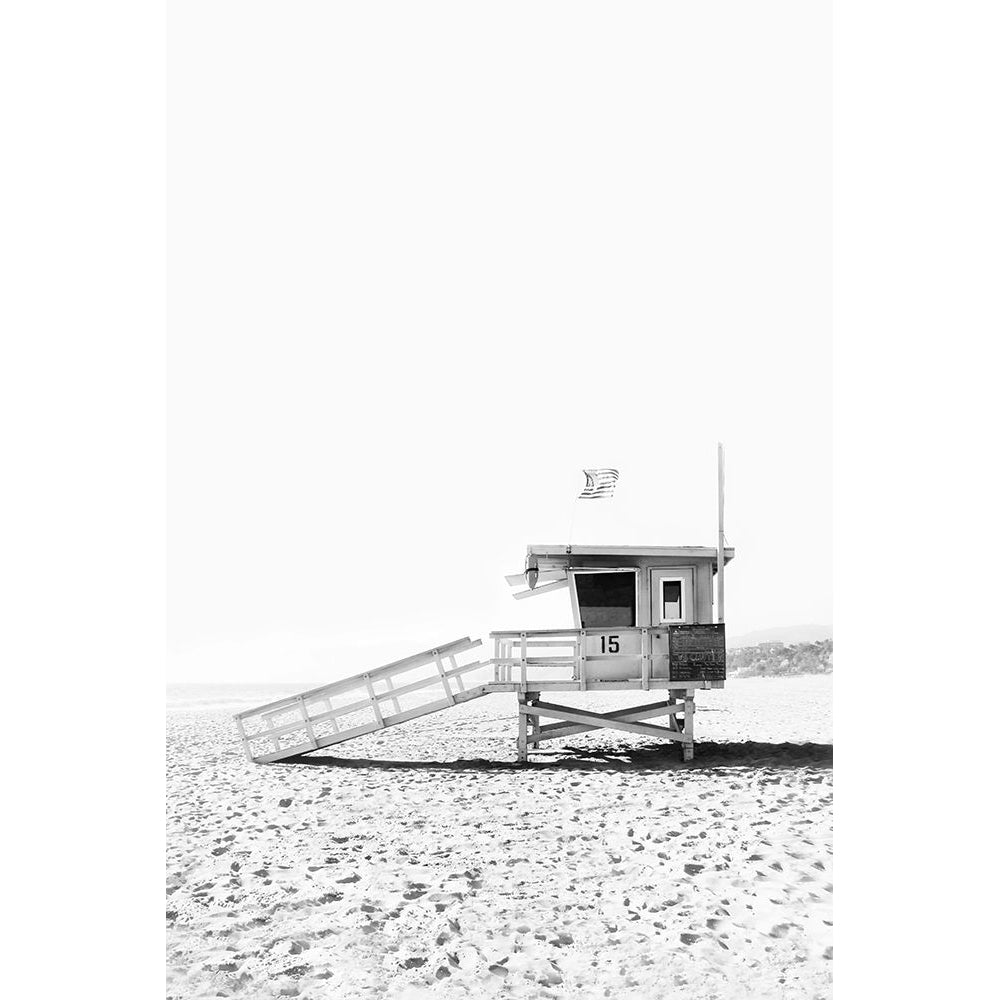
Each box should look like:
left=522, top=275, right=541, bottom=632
left=650, top=568, right=694, bottom=625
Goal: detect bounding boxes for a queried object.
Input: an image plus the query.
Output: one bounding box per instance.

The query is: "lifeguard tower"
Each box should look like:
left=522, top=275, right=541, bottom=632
left=234, top=453, right=733, bottom=764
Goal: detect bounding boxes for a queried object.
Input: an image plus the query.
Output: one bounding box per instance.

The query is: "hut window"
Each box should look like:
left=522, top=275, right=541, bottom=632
left=574, top=571, right=636, bottom=629
left=661, top=580, right=683, bottom=621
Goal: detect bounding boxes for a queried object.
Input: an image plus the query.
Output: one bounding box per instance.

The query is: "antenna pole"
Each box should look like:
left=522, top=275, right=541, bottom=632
left=717, top=442, right=725, bottom=623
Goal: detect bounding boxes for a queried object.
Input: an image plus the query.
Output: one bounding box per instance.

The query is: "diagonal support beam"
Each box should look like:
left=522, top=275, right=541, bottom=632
left=520, top=700, right=692, bottom=743
left=527, top=700, right=683, bottom=744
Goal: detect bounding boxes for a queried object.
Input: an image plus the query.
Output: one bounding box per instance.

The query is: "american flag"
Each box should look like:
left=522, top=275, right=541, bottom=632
left=578, top=468, right=619, bottom=499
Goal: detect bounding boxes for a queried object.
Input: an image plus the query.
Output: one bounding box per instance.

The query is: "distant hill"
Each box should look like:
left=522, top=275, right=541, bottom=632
left=728, top=639, right=832, bottom=677
left=728, top=624, right=832, bottom=648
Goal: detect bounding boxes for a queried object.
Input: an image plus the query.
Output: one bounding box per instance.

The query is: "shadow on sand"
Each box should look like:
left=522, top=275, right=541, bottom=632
left=277, top=741, right=832, bottom=773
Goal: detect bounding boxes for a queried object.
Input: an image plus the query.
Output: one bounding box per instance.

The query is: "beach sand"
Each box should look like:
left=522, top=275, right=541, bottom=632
left=166, top=676, right=832, bottom=999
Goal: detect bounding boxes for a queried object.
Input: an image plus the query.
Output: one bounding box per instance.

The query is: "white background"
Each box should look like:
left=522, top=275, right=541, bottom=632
left=2, top=2, right=998, bottom=997
left=168, top=1, right=831, bottom=682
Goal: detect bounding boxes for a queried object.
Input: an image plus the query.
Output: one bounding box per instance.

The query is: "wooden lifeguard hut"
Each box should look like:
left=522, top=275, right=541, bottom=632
left=234, top=449, right=733, bottom=764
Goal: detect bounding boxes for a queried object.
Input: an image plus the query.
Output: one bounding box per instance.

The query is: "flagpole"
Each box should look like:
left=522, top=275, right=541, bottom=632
left=717, top=442, right=725, bottom=624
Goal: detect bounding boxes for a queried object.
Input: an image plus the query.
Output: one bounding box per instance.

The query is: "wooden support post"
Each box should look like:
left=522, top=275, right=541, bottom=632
left=235, top=716, right=254, bottom=761
left=383, top=675, right=402, bottom=715
left=665, top=694, right=679, bottom=733
left=363, top=673, right=384, bottom=728
left=519, top=632, right=528, bottom=689
left=528, top=693, right=540, bottom=744
left=298, top=696, right=319, bottom=750
left=517, top=692, right=529, bottom=762
left=434, top=654, right=456, bottom=705
left=682, top=689, right=695, bottom=761
left=448, top=654, right=465, bottom=692
left=578, top=631, right=587, bottom=691
left=265, top=713, right=280, bottom=752
left=641, top=627, right=650, bottom=691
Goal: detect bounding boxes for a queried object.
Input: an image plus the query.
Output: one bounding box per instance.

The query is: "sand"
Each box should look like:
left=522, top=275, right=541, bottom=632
left=166, top=676, right=832, bottom=999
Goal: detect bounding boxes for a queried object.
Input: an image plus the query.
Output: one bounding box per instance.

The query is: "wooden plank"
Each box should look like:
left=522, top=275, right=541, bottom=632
left=234, top=636, right=482, bottom=719
left=246, top=714, right=315, bottom=742
left=252, top=741, right=313, bottom=764
left=641, top=628, right=650, bottom=691
left=235, top=716, right=254, bottom=761
left=454, top=683, right=491, bottom=703
left=297, top=658, right=485, bottom=724
left=317, top=693, right=372, bottom=719
left=434, top=655, right=456, bottom=705
left=525, top=701, right=681, bottom=744
left=484, top=679, right=722, bottom=692
left=492, top=657, right=578, bottom=667
left=666, top=695, right=680, bottom=733
left=382, top=675, right=402, bottom=715
left=249, top=684, right=498, bottom=762
left=363, top=674, right=384, bottom=727
left=684, top=694, right=695, bottom=737
left=263, top=703, right=308, bottom=724
left=490, top=628, right=588, bottom=639
left=447, top=654, right=465, bottom=691
left=505, top=570, right=567, bottom=587
left=527, top=544, right=735, bottom=560
left=517, top=692, right=528, bottom=761
left=298, top=696, right=319, bottom=750
left=513, top=579, right=569, bottom=600
left=521, top=700, right=691, bottom=743
left=380, top=696, right=455, bottom=727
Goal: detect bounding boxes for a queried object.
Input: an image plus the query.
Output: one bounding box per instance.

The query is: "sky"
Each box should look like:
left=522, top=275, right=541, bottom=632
left=167, top=2, right=830, bottom=682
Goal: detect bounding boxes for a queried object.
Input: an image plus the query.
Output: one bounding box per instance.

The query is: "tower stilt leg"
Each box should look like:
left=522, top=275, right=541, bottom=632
left=517, top=692, right=528, bottom=762
left=682, top=690, right=695, bottom=761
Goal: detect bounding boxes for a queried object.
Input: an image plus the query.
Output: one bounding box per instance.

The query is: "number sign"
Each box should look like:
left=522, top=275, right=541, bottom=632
left=582, top=631, right=641, bottom=658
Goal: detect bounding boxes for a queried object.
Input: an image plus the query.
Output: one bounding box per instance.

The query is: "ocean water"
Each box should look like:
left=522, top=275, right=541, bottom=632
left=166, top=682, right=325, bottom=714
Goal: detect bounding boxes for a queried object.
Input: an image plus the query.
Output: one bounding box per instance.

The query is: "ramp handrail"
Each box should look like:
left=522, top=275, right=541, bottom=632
left=235, top=636, right=488, bottom=763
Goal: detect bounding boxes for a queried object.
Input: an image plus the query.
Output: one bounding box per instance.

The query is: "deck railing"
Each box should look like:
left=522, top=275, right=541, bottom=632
left=490, top=626, right=675, bottom=690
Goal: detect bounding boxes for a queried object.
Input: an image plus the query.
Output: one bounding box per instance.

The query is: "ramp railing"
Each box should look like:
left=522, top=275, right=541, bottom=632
left=234, top=636, right=489, bottom=763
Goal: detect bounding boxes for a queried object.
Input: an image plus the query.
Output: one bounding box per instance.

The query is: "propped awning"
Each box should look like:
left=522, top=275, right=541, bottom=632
left=504, top=568, right=569, bottom=600
left=511, top=578, right=569, bottom=601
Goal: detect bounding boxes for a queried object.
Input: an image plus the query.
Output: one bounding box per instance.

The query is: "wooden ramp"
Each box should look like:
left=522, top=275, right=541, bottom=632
left=234, top=637, right=492, bottom=763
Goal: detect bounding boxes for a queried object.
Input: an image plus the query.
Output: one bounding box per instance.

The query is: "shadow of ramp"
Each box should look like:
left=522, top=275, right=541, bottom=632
left=277, top=741, right=832, bottom=773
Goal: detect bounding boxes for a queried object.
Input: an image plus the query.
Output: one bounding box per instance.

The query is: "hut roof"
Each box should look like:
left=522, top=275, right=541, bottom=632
left=504, top=544, right=736, bottom=596
left=526, top=544, right=735, bottom=565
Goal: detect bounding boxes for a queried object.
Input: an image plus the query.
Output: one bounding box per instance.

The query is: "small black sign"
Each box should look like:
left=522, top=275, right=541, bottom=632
left=669, top=624, right=727, bottom=682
